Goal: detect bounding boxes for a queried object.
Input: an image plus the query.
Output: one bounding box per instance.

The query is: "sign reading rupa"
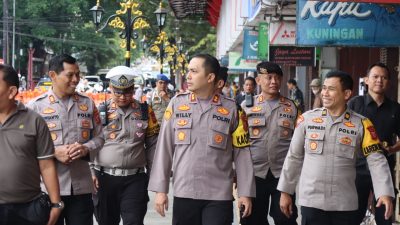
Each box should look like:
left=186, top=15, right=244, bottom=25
left=296, top=1, right=400, bottom=46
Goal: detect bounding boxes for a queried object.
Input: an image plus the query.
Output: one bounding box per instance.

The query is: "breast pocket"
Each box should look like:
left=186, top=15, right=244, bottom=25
left=47, top=120, right=63, bottom=145
left=336, top=134, right=356, bottom=159
left=305, top=131, right=324, bottom=154
left=208, top=122, right=230, bottom=151
left=77, top=119, right=93, bottom=143
left=105, top=119, right=121, bottom=141
left=248, top=117, right=265, bottom=139
left=278, top=118, right=294, bottom=140
left=174, top=119, right=192, bottom=145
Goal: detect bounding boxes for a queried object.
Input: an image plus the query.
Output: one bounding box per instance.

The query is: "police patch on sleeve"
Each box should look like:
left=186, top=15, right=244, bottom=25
left=361, top=118, right=382, bottom=157
left=164, top=107, right=172, bottom=121
left=296, top=115, right=304, bottom=128
left=146, top=106, right=160, bottom=137
left=232, top=110, right=250, bottom=148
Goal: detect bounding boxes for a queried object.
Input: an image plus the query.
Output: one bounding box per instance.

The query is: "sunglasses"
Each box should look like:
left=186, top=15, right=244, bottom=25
left=112, top=87, right=134, bottom=97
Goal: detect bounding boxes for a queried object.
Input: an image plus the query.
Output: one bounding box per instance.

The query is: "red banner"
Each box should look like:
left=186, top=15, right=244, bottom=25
left=325, top=0, right=400, bottom=3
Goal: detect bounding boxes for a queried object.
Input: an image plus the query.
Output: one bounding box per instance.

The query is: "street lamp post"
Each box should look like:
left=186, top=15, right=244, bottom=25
left=90, top=0, right=149, bottom=67
left=153, top=2, right=168, bottom=73
left=27, top=42, right=35, bottom=90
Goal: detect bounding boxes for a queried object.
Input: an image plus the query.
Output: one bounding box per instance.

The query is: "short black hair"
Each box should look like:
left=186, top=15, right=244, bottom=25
left=367, top=62, right=390, bottom=80
left=287, top=79, right=297, bottom=86
left=244, top=76, right=256, bottom=86
left=0, top=64, right=19, bottom=88
left=219, top=67, right=228, bottom=84
left=49, top=54, right=77, bottom=74
left=325, top=70, right=353, bottom=91
left=192, top=53, right=221, bottom=82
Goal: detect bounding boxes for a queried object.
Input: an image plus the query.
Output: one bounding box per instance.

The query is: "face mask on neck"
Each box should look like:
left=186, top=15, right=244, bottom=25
left=312, top=88, right=320, bottom=95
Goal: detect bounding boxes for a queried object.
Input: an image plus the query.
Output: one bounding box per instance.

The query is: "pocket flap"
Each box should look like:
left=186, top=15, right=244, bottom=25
left=47, top=120, right=62, bottom=131
left=306, top=131, right=325, bottom=140
left=337, top=134, right=356, bottom=147
left=77, top=119, right=93, bottom=129
left=278, top=118, right=294, bottom=129
left=175, top=118, right=192, bottom=129
left=248, top=117, right=266, bottom=127
left=211, top=122, right=230, bottom=134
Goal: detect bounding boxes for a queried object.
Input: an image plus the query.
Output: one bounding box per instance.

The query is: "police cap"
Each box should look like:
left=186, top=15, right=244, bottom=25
left=106, top=66, right=138, bottom=89
left=256, top=61, right=283, bottom=76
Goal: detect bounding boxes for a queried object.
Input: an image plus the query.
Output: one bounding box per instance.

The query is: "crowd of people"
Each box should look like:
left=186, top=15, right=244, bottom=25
left=0, top=53, right=398, bottom=225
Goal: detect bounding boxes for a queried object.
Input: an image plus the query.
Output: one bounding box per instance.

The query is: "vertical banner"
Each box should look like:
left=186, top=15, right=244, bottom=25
left=243, top=29, right=259, bottom=60
left=258, top=22, right=269, bottom=60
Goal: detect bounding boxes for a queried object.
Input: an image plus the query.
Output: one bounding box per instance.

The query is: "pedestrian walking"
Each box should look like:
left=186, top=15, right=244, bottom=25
left=278, top=70, right=394, bottom=225
left=91, top=66, right=159, bottom=225
left=0, top=64, right=62, bottom=225
left=28, top=54, right=105, bottom=225
left=242, top=62, right=299, bottom=225
left=287, top=79, right=304, bottom=112
left=148, top=53, right=255, bottom=225
left=348, top=62, right=400, bottom=225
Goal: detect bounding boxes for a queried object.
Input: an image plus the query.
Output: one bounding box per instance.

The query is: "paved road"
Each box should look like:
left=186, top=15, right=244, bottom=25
left=94, top=188, right=274, bottom=225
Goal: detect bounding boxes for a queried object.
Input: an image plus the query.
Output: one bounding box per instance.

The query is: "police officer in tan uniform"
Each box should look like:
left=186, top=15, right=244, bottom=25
left=278, top=71, right=394, bottom=225
left=28, top=54, right=104, bottom=225
left=242, top=62, right=298, bottom=225
left=91, top=66, right=159, bottom=225
left=146, top=74, right=173, bottom=124
left=148, top=54, right=255, bottom=225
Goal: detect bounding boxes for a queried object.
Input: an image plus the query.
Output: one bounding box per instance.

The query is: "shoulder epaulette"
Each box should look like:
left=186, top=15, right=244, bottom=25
left=31, top=92, right=49, bottom=102
left=75, top=92, right=90, bottom=98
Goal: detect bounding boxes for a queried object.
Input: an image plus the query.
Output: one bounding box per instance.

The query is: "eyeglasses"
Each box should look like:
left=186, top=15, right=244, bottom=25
left=112, top=88, right=134, bottom=97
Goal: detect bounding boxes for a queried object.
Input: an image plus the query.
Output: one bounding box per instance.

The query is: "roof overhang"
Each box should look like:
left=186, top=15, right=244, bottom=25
left=168, top=0, right=222, bottom=26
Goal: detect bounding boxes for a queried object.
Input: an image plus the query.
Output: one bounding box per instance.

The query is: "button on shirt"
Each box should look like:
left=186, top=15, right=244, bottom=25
left=93, top=100, right=159, bottom=170
left=148, top=93, right=256, bottom=200
left=28, top=90, right=105, bottom=196
left=0, top=102, right=54, bottom=203
left=242, top=95, right=298, bottom=179
left=348, top=94, right=400, bottom=173
left=277, top=108, right=394, bottom=211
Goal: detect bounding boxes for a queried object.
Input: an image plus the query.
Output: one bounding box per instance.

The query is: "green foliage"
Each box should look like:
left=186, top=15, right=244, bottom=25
left=1, top=0, right=216, bottom=74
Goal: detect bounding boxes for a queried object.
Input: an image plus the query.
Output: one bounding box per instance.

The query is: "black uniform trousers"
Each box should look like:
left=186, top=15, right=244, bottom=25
left=55, top=194, right=93, bottom=225
left=301, top=206, right=357, bottom=225
left=94, top=170, right=149, bottom=225
left=173, top=197, right=233, bottom=225
left=246, top=170, right=298, bottom=225
left=355, top=173, right=393, bottom=225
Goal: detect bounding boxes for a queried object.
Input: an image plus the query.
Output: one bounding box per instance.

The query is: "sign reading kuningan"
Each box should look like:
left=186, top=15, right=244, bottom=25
left=296, top=0, right=400, bottom=46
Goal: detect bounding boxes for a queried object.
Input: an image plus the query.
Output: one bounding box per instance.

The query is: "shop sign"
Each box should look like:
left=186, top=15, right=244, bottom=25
left=269, top=46, right=316, bottom=66
left=258, top=22, right=269, bottom=60
left=269, top=21, right=296, bottom=45
left=297, top=0, right=400, bottom=46
left=243, top=29, right=259, bottom=60
left=228, top=51, right=258, bottom=72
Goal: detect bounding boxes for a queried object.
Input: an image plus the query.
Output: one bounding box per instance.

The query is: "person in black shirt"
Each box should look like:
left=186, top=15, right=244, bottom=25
left=287, top=79, right=304, bottom=112
left=348, top=62, right=400, bottom=225
left=235, top=77, right=256, bottom=105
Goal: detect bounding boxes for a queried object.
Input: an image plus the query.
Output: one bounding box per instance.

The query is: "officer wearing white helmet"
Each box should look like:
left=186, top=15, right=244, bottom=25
left=91, top=66, right=160, bottom=225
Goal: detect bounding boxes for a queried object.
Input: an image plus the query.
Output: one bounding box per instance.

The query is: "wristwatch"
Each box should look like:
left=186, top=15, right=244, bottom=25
left=51, top=201, right=65, bottom=209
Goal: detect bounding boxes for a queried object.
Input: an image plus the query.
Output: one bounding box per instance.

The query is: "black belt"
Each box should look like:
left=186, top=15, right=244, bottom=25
left=94, top=165, right=145, bottom=176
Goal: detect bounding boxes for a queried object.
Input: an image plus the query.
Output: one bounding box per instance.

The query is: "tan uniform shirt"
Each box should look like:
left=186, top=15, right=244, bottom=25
left=93, top=100, right=159, bottom=170
left=277, top=108, right=394, bottom=211
left=147, top=89, right=173, bottom=124
left=148, top=92, right=256, bottom=200
left=242, top=95, right=298, bottom=178
left=28, top=90, right=104, bottom=196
